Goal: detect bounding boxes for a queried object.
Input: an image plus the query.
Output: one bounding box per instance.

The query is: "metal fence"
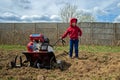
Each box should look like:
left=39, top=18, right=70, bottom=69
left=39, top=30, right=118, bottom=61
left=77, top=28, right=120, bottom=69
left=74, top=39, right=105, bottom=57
left=0, top=22, right=120, bottom=46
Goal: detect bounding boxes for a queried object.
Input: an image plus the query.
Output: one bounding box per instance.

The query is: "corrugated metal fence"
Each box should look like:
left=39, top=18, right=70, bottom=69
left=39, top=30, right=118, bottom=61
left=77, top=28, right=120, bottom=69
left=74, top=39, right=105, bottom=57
left=0, top=22, right=120, bottom=46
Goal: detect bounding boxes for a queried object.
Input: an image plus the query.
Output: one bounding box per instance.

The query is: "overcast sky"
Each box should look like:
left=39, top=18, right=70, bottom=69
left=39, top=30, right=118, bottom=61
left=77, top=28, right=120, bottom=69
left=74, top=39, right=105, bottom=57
left=0, top=0, right=120, bottom=23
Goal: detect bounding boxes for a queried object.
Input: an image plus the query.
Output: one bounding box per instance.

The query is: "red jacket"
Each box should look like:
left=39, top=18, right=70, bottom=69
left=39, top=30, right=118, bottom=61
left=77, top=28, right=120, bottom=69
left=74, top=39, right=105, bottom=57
left=62, top=18, right=82, bottom=39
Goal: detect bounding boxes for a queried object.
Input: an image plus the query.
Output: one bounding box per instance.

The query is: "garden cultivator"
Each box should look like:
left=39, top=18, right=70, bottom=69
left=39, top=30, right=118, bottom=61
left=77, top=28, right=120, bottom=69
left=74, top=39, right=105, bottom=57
left=10, top=34, right=66, bottom=71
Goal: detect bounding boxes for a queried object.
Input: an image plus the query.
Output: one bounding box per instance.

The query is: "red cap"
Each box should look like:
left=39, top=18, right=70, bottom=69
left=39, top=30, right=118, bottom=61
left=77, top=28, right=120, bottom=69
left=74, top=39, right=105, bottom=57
left=71, top=19, right=77, bottom=23
left=70, top=18, right=77, bottom=26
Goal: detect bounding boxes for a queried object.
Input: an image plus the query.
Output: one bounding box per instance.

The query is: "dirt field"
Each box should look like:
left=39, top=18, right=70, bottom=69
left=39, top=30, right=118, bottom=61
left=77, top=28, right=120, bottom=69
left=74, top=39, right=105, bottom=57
left=0, top=49, right=120, bottom=80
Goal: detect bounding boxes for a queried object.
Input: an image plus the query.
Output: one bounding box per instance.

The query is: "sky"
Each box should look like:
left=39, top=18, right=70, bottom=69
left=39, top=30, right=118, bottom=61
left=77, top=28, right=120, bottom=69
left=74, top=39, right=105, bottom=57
left=0, top=0, right=120, bottom=23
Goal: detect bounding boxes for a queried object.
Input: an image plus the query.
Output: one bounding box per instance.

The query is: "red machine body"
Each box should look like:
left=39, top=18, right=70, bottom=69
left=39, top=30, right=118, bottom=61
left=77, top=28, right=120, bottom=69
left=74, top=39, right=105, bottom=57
left=29, top=34, right=44, bottom=42
left=27, top=34, right=44, bottom=52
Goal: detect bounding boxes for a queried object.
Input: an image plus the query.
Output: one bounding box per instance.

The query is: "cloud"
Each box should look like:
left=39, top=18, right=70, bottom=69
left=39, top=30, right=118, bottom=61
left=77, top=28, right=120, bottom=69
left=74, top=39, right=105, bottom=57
left=21, top=15, right=61, bottom=22
left=78, top=8, right=107, bottom=18
left=54, top=0, right=67, bottom=5
left=0, top=12, right=61, bottom=22
left=93, top=7, right=108, bottom=15
left=12, top=0, right=32, bottom=10
left=0, top=0, right=120, bottom=22
left=21, top=15, right=50, bottom=21
left=114, top=15, right=120, bottom=22
left=50, top=15, right=61, bottom=21
left=117, top=3, right=120, bottom=7
left=79, top=9, right=92, bottom=15
left=0, top=12, right=21, bottom=22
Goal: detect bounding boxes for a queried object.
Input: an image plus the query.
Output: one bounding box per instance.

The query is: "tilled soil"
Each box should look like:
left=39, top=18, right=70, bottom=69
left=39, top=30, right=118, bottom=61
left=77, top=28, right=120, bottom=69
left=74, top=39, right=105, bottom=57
left=0, top=49, right=120, bottom=80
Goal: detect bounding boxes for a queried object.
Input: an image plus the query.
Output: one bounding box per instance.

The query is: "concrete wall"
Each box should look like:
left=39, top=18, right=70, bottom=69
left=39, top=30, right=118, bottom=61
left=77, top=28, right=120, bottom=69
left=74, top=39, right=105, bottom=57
left=0, top=22, right=120, bottom=46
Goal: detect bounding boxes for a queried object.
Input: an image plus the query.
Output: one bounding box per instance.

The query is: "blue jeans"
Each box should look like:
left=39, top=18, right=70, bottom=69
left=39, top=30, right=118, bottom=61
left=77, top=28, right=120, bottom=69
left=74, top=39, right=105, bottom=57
left=69, top=39, right=79, bottom=58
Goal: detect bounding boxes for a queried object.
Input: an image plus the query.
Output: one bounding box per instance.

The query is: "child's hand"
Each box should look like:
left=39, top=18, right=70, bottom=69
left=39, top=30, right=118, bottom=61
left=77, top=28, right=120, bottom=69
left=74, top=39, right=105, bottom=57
left=59, top=37, right=62, bottom=40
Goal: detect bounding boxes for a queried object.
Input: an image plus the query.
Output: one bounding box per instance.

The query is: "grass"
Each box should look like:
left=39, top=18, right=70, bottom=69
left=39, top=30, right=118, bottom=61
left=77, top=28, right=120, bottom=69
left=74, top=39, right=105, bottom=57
left=0, top=45, right=26, bottom=51
left=80, top=45, right=120, bottom=53
left=55, top=45, right=120, bottom=53
left=0, top=45, right=120, bottom=53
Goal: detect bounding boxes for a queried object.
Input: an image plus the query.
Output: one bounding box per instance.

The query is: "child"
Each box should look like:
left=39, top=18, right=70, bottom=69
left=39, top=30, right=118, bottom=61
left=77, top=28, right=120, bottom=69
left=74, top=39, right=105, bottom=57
left=61, top=18, right=82, bottom=59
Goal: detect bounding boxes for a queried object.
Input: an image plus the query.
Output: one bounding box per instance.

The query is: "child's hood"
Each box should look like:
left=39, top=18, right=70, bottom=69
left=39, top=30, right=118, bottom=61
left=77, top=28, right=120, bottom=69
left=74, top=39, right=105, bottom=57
left=70, top=18, right=77, bottom=27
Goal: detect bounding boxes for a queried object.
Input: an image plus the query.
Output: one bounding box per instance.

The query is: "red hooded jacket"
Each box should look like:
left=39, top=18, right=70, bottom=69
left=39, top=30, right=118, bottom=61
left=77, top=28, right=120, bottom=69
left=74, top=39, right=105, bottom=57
left=62, top=18, right=82, bottom=39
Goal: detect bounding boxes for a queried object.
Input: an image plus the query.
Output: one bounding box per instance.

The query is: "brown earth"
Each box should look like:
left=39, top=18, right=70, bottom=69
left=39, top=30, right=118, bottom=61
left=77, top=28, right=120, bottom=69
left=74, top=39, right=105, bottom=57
left=0, top=49, right=120, bottom=80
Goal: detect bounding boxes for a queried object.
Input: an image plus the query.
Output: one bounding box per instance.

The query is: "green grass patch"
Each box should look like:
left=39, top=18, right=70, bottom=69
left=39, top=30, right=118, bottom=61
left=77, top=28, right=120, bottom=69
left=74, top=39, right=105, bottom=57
left=80, top=45, right=120, bottom=53
left=0, top=45, right=120, bottom=53
left=0, top=45, right=26, bottom=50
left=55, top=45, right=120, bottom=53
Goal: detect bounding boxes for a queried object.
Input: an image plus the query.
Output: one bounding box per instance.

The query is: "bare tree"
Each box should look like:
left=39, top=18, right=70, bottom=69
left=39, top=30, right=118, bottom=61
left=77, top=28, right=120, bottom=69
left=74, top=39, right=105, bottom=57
left=59, top=3, right=79, bottom=23
left=59, top=3, right=96, bottom=22
left=78, top=14, right=96, bottom=22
